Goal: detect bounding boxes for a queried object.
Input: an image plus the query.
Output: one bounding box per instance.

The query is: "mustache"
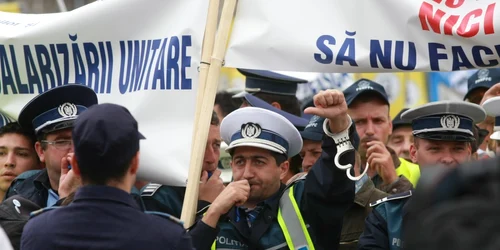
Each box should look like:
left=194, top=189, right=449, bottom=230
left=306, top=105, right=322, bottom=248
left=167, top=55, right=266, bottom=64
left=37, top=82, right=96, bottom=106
left=361, top=136, right=379, bottom=143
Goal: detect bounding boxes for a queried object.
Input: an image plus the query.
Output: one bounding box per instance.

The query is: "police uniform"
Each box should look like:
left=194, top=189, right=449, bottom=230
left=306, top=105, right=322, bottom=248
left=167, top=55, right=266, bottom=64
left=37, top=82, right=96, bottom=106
left=21, top=103, right=198, bottom=250
left=192, top=107, right=355, bottom=250
left=300, top=115, right=383, bottom=250
left=343, top=79, right=416, bottom=194
left=358, top=101, right=486, bottom=250
left=234, top=69, right=307, bottom=117
left=4, top=84, right=98, bottom=208
left=141, top=94, right=310, bottom=218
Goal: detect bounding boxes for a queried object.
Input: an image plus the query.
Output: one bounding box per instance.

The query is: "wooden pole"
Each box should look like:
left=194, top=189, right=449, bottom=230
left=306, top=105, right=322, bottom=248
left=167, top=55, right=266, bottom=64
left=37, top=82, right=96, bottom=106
left=189, top=0, right=220, bottom=155
left=180, top=0, right=238, bottom=228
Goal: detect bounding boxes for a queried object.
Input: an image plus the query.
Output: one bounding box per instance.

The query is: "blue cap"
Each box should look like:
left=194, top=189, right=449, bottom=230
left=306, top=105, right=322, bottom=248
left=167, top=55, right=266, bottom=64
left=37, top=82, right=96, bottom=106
left=300, top=97, right=315, bottom=121
left=18, top=85, right=98, bottom=135
left=243, top=93, right=308, bottom=130
left=464, top=68, right=500, bottom=101
left=401, top=101, right=486, bottom=142
left=343, top=79, right=389, bottom=107
left=300, top=115, right=325, bottom=142
left=221, top=107, right=302, bottom=158
left=233, top=69, right=307, bottom=98
left=392, top=108, right=412, bottom=130
left=0, top=111, right=15, bottom=128
left=73, top=103, right=146, bottom=170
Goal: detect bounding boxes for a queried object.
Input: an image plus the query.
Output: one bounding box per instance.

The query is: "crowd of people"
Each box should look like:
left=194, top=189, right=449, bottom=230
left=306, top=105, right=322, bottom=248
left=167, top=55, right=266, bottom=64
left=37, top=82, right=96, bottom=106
left=0, top=67, right=500, bottom=250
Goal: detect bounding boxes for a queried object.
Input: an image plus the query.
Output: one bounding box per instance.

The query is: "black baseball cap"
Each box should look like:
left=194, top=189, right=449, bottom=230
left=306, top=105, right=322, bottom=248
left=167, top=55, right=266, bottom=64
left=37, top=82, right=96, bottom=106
left=343, top=79, right=389, bottom=107
left=72, top=103, right=145, bottom=170
left=464, top=69, right=500, bottom=101
left=300, top=115, right=325, bottom=142
left=392, top=108, right=412, bottom=130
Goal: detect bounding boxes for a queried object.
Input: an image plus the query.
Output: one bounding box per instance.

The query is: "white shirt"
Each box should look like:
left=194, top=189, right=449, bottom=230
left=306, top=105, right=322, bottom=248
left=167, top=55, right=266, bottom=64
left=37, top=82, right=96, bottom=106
left=0, top=226, right=13, bottom=250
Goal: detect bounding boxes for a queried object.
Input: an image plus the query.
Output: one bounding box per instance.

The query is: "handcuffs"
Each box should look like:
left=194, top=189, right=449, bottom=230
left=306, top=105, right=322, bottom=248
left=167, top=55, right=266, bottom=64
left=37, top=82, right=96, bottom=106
left=323, top=115, right=369, bottom=181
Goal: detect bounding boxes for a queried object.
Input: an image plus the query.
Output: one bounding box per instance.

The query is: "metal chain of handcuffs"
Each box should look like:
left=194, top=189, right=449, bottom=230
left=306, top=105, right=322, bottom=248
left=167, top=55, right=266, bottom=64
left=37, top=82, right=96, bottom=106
left=322, top=115, right=369, bottom=183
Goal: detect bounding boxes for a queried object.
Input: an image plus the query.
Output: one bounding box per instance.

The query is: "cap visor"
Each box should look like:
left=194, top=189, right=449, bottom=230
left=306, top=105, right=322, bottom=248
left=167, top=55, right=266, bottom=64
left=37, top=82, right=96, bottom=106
left=415, top=132, right=474, bottom=142
left=490, top=131, right=500, bottom=140
left=138, top=131, right=146, bottom=139
left=232, top=91, right=248, bottom=99
left=300, top=131, right=323, bottom=141
left=225, top=141, right=285, bottom=156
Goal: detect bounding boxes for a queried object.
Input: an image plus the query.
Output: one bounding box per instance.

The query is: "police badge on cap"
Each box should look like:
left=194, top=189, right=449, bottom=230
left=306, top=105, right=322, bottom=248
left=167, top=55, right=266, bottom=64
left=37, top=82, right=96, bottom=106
left=401, top=101, right=486, bottom=142
left=18, top=85, right=98, bottom=134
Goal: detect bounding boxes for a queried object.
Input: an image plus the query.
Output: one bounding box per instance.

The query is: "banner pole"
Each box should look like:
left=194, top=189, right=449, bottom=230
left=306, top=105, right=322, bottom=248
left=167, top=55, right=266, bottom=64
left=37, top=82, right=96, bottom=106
left=180, top=0, right=238, bottom=228
left=190, top=0, right=221, bottom=156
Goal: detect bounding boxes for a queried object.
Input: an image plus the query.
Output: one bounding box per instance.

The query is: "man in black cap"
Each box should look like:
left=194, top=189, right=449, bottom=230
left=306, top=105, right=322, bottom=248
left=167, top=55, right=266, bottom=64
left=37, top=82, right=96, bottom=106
left=235, top=69, right=306, bottom=117
left=343, top=79, right=416, bottom=193
left=21, top=103, right=199, bottom=250
left=4, top=84, right=98, bottom=207
left=0, top=195, right=40, bottom=250
left=387, top=108, right=412, bottom=162
left=465, top=69, right=500, bottom=157
left=358, top=101, right=486, bottom=250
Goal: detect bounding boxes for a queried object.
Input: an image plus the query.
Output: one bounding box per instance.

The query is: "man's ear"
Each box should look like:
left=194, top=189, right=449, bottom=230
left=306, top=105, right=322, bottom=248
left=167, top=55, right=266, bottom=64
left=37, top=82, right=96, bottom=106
left=35, top=141, right=45, bottom=163
left=410, top=144, right=418, bottom=164
left=271, top=102, right=282, bottom=110
left=129, top=152, right=140, bottom=175
left=279, top=160, right=290, bottom=180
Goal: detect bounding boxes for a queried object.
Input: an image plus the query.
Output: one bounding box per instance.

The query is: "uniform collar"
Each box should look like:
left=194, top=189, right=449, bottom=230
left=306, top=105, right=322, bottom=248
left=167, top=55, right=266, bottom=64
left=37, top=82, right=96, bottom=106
left=33, top=169, right=52, bottom=192
left=354, top=178, right=378, bottom=207
left=74, top=185, right=139, bottom=209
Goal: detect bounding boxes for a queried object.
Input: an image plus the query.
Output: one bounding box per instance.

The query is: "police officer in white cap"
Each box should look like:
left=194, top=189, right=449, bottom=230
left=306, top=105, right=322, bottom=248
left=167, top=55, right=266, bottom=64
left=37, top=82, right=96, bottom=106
left=194, top=90, right=356, bottom=250
left=358, top=101, right=486, bottom=250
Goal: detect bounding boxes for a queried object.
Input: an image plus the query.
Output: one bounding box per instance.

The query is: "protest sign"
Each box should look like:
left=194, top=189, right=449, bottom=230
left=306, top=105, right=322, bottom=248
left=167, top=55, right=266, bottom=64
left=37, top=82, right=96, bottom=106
left=226, top=0, right=499, bottom=73
left=0, top=0, right=208, bottom=186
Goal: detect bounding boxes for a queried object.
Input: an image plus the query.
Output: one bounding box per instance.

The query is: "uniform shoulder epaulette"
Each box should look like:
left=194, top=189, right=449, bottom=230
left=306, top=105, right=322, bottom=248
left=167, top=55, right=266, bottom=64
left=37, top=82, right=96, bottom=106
left=141, top=183, right=162, bottom=197
left=369, top=190, right=412, bottom=207
left=145, top=211, right=184, bottom=226
left=29, top=206, right=61, bottom=218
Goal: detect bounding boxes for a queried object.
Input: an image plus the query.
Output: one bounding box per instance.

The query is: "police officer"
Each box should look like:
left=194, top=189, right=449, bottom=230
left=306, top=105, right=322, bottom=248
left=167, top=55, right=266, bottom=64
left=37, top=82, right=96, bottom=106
left=21, top=103, right=197, bottom=250
left=242, top=93, right=308, bottom=183
left=141, top=111, right=224, bottom=217
left=235, top=69, right=306, bottom=117
left=465, top=69, right=500, bottom=157
left=358, top=101, right=486, bottom=250
left=4, top=85, right=98, bottom=207
left=196, top=89, right=355, bottom=250
left=344, top=79, right=419, bottom=190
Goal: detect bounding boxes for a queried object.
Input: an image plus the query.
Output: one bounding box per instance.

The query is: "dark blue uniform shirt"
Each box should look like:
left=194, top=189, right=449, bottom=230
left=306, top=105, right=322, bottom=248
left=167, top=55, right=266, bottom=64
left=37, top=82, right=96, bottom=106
left=21, top=185, right=195, bottom=250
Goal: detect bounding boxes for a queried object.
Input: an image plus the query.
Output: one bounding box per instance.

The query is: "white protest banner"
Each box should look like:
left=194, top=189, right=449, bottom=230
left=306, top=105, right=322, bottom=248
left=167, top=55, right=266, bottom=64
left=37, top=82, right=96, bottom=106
left=225, top=0, right=500, bottom=73
left=0, top=0, right=208, bottom=186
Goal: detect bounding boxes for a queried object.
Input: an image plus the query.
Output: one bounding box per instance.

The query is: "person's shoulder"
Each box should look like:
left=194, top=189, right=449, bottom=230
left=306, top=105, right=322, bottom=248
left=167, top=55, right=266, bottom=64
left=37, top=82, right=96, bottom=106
left=29, top=206, right=61, bottom=219
left=10, top=170, right=43, bottom=186
left=370, top=190, right=412, bottom=208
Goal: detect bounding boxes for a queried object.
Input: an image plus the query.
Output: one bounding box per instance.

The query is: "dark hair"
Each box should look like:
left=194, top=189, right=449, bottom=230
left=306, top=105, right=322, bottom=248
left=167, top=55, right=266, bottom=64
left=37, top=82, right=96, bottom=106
left=215, top=91, right=239, bottom=117
left=0, top=122, right=37, bottom=148
left=254, top=93, right=302, bottom=117
left=288, top=154, right=302, bottom=175
left=78, top=155, right=134, bottom=185
left=211, top=111, right=219, bottom=126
